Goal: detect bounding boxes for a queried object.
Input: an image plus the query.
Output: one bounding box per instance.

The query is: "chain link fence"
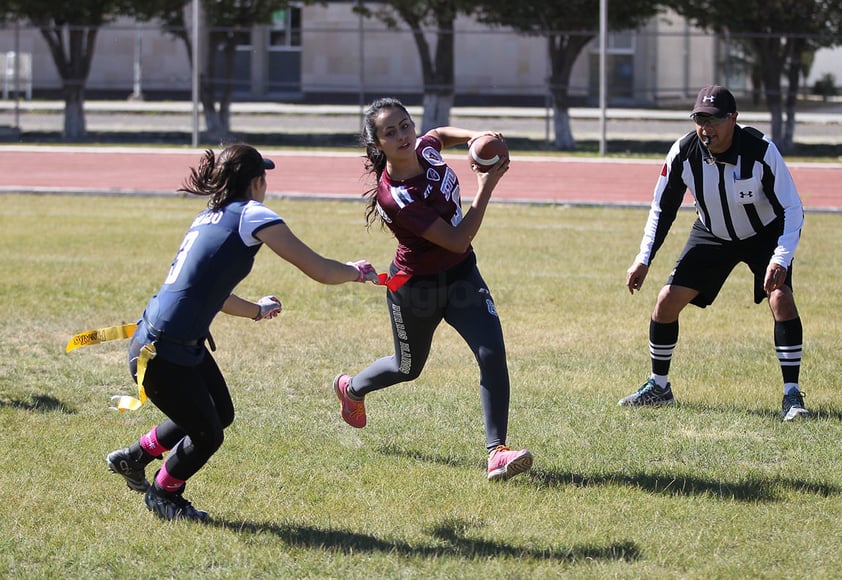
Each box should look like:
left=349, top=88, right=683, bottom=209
left=0, top=18, right=840, bottom=151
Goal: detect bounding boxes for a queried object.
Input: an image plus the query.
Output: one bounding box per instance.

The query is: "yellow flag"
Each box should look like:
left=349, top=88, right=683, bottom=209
left=110, top=343, right=155, bottom=412
left=66, top=323, right=137, bottom=353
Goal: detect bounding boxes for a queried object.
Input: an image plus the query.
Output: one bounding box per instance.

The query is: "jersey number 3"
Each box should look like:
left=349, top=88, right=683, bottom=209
left=164, top=230, right=199, bottom=285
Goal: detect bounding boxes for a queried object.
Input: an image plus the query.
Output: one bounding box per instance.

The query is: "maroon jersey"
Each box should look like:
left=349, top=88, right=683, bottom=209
left=376, top=135, right=472, bottom=276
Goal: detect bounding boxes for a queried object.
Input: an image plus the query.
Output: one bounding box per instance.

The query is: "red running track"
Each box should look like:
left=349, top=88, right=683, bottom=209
left=0, top=147, right=839, bottom=210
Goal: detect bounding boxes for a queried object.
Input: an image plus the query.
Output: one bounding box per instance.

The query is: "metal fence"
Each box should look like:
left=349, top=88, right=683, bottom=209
left=0, top=20, right=840, bottom=151
left=0, top=20, right=840, bottom=104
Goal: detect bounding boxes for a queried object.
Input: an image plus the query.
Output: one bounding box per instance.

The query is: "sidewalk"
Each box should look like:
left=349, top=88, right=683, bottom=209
left=2, top=98, right=842, bottom=120
left=1, top=99, right=841, bottom=148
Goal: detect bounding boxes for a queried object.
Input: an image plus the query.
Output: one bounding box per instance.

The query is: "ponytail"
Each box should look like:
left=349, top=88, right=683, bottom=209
left=178, top=144, right=266, bottom=211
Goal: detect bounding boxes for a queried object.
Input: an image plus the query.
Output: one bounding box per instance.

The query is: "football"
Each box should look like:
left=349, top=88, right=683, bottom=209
left=468, top=135, right=508, bottom=172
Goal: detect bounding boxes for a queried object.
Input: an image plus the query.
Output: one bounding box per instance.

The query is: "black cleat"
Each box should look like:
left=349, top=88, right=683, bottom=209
left=619, top=378, right=676, bottom=407
left=781, top=390, right=811, bottom=421
left=144, top=485, right=209, bottom=522
left=106, top=448, right=149, bottom=492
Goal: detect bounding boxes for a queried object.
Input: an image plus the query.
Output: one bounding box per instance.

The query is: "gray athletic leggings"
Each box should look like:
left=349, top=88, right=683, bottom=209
left=351, top=255, right=510, bottom=451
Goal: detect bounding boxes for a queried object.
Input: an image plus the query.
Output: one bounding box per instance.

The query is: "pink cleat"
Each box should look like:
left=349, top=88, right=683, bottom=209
left=487, top=445, right=533, bottom=481
left=334, top=373, right=366, bottom=428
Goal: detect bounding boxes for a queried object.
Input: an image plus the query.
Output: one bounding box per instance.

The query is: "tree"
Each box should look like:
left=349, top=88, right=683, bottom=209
left=353, top=0, right=477, bottom=132
left=668, top=0, right=842, bottom=152
left=475, top=0, right=666, bottom=150
left=0, top=0, right=308, bottom=141
left=137, top=0, right=295, bottom=141
left=0, top=0, right=140, bottom=139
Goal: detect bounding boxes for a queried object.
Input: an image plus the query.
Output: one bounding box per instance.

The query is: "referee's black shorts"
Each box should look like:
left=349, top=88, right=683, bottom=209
left=667, top=218, right=793, bottom=308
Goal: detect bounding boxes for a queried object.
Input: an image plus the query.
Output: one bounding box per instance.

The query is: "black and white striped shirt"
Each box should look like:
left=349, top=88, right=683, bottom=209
left=635, top=125, right=804, bottom=269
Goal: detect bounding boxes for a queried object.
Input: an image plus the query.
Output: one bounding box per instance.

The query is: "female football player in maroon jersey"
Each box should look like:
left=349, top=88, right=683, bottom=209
left=333, top=97, right=533, bottom=481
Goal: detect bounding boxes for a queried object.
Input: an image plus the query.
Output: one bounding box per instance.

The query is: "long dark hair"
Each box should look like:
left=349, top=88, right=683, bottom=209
left=360, top=97, right=412, bottom=227
left=179, top=143, right=266, bottom=211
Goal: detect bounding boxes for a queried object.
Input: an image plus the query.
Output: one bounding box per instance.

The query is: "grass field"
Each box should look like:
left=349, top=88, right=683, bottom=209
left=1, top=193, right=841, bottom=578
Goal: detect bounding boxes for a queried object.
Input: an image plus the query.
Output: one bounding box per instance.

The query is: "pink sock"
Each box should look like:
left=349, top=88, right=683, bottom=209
left=155, top=463, right=186, bottom=493
left=140, top=427, right=168, bottom=457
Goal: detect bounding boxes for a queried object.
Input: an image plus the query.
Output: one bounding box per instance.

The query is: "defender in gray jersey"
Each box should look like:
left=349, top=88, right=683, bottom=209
left=106, top=144, right=379, bottom=521
left=621, top=85, right=810, bottom=421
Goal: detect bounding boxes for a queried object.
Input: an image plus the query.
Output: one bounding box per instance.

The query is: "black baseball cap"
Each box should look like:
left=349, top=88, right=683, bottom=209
left=262, top=158, right=275, bottom=170
left=691, top=85, right=737, bottom=118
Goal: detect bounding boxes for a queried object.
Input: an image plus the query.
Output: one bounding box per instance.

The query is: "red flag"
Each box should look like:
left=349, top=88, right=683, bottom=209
left=378, top=271, right=411, bottom=291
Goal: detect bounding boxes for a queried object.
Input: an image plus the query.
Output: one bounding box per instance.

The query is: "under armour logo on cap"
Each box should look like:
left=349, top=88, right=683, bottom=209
left=691, top=85, right=737, bottom=117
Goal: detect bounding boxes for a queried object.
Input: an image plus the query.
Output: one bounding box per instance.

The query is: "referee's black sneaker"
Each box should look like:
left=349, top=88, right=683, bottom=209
left=106, top=448, right=149, bottom=492
left=781, top=390, right=811, bottom=421
left=618, top=378, right=675, bottom=407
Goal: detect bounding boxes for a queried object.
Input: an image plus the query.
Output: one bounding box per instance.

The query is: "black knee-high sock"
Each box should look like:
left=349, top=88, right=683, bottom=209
left=650, top=319, right=679, bottom=376
left=774, top=317, right=802, bottom=386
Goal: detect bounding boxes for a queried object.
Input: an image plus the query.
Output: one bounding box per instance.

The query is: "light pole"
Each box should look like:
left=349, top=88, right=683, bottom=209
left=192, top=0, right=200, bottom=147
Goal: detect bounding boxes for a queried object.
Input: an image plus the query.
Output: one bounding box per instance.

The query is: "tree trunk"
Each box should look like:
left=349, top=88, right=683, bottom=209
left=39, top=24, right=98, bottom=141
left=781, top=84, right=797, bottom=154
left=401, top=2, right=456, bottom=133
left=750, top=65, right=764, bottom=107
left=215, top=38, right=237, bottom=138
left=62, top=82, right=86, bottom=140
left=552, top=105, right=575, bottom=151
left=422, top=92, right=454, bottom=131
left=546, top=33, right=591, bottom=151
left=781, top=36, right=805, bottom=153
left=199, top=34, right=237, bottom=141
left=200, top=73, right=223, bottom=137
left=765, top=92, right=784, bottom=147
left=756, top=38, right=785, bottom=146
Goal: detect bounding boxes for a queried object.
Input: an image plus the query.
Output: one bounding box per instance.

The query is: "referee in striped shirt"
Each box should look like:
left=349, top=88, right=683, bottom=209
left=620, top=85, right=810, bottom=421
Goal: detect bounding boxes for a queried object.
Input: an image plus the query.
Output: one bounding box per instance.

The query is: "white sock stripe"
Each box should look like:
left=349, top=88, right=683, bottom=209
left=779, top=361, right=801, bottom=366
left=776, top=344, right=803, bottom=352
left=650, top=348, right=676, bottom=357
left=776, top=352, right=802, bottom=361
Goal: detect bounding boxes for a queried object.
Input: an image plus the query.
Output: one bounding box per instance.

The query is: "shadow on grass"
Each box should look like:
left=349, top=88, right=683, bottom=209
left=0, top=393, right=74, bottom=413
left=379, top=445, right=842, bottom=502
left=377, top=443, right=838, bottom=502
left=675, top=400, right=842, bottom=422
left=377, top=443, right=463, bottom=467
left=529, top=468, right=839, bottom=501
left=210, top=517, right=640, bottom=563
left=807, top=406, right=842, bottom=422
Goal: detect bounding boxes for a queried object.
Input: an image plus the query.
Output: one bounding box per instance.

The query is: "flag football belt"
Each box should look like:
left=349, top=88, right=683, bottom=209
left=144, top=318, right=216, bottom=352
left=144, top=320, right=200, bottom=346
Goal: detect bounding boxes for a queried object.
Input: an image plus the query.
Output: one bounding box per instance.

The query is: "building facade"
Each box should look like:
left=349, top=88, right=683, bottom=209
left=0, top=4, right=839, bottom=106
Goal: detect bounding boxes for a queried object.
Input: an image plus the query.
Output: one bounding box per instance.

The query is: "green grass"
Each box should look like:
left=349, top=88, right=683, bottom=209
left=1, top=194, right=841, bottom=578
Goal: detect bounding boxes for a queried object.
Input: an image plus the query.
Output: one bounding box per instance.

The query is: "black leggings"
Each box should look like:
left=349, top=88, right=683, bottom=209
left=351, top=255, right=510, bottom=451
left=130, top=344, right=234, bottom=482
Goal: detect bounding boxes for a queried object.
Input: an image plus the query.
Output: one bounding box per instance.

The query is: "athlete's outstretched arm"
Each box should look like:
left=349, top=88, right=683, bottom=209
left=256, top=222, right=377, bottom=284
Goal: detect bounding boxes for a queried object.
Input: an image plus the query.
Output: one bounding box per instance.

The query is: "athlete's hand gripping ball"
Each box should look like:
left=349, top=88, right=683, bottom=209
left=254, top=295, right=283, bottom=320
left=347, top=260, right=380, bottom=284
